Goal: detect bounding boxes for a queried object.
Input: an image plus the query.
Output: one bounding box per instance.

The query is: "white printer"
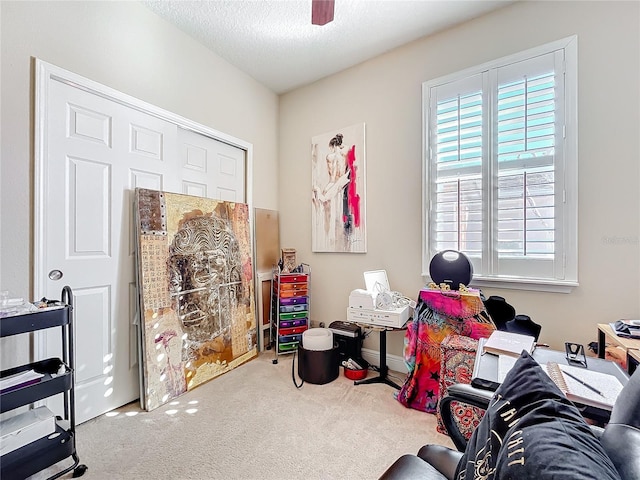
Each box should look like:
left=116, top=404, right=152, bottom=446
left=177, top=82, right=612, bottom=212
left=347, top=270, right=413, bottom=328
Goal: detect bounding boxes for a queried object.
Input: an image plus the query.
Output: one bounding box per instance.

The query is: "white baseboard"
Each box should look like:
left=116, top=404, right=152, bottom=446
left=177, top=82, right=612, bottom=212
left=361, top=347, right=408, bottom=375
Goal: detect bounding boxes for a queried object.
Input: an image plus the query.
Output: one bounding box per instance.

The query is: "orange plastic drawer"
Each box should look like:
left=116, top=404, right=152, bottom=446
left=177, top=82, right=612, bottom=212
left=280, top=282, right=307, bottom=291
left=279, top=289, right=308, bottom=298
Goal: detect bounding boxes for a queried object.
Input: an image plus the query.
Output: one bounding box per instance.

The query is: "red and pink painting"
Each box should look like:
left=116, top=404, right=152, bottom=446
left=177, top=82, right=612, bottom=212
left=311, top=123, right=366, bottom=253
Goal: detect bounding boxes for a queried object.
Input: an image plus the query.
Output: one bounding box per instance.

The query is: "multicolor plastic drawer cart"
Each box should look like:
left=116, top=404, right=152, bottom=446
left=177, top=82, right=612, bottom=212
left=271, top=265, right=310, bottom=363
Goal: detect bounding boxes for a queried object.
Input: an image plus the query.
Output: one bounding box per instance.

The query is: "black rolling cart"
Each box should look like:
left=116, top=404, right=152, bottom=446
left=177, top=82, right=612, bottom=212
left=0, top=286, right=86, bottom=479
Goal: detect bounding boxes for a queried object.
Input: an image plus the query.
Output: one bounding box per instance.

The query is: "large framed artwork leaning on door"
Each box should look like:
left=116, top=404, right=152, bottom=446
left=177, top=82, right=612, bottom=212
left=134, top=188, right=257, bottom=411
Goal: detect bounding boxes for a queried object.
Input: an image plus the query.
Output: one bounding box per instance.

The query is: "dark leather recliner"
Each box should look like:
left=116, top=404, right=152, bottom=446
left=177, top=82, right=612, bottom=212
left=600, top=367, right=640, bottom=479
left=379, top=366, right=640, bottom=480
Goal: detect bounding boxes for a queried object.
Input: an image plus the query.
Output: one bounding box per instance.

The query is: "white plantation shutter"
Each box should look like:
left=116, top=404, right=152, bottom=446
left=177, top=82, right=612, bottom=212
left=430, top=74, right=484, bottom=258
left=494, top=51, right=566, bottom=279
left=424, top=37, right=577, bottom=289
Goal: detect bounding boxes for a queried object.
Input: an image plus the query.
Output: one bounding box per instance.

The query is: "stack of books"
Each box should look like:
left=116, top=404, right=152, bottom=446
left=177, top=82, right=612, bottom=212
left=483, top=330, right=536, bottom=357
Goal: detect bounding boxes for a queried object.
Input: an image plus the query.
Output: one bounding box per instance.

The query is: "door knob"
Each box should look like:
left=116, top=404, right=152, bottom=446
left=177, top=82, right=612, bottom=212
left=48, top=269, right=63, bottom=281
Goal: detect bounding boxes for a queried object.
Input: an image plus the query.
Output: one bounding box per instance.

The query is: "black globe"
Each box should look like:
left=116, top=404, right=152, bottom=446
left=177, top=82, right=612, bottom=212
left=429, top=250, right=473, bottom=290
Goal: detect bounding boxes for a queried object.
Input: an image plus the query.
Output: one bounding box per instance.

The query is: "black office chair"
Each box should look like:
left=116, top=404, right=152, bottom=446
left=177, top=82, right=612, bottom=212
left=438, top=383, right=493, bottom=452
left=436, top=297, right=541, bottom=451
left=379, top=363, right=640, bottom=480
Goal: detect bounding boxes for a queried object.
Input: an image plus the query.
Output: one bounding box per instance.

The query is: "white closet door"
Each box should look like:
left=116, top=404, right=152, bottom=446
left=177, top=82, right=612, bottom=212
left=37, top=64, right=247, bottom=424
left=43, top=78, right=179, bottom=424
left=177, top=127, right=245, bottom=202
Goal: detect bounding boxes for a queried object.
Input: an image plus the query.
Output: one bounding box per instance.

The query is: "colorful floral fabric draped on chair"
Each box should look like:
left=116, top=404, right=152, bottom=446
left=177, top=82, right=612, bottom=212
left=397, top=288, right=495, bottom=413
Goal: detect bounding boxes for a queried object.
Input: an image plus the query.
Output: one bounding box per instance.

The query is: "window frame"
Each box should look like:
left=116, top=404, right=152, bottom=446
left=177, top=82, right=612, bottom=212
left=422, top=36, right=578, bottom=293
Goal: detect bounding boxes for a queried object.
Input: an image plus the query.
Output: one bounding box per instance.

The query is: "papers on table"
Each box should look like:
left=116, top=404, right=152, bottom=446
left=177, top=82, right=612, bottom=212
left=545, top=362, right=624, bottom=410
left=497, top=355, right=517, bottom=382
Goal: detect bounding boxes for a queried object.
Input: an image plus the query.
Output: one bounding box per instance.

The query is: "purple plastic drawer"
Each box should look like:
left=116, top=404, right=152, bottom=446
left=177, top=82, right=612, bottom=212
left=279, top=318, right=308, bottom=329
left=280, top=296, right=308, bottom=306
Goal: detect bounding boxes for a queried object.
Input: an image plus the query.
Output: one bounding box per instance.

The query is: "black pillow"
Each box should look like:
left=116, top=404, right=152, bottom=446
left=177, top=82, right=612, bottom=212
left=455, top=351, right=622, bottom=480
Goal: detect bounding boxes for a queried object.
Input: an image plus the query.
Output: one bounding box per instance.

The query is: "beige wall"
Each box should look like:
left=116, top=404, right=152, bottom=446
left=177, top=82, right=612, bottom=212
left=2, top=0, right=639, bottom=371
left=0, top=1, right=279, bottom=366
left=0, top=1, right=278, bottom=295
left=279, top=1, right=640, bottom=358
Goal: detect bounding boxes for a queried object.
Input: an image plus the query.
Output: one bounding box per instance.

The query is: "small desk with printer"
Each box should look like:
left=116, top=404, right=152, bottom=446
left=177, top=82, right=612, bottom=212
left=346, top=270, right=412, bottom=330
left=338, top=270, right=415, bottom=388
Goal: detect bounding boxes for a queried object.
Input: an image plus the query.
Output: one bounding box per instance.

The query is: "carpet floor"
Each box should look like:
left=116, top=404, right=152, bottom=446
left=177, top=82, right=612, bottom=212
left=32, top=352, right=453, bottom=479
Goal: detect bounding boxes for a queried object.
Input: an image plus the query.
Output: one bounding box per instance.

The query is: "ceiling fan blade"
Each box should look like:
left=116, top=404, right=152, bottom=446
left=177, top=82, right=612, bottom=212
left=312, top=0, right=335, bottom=26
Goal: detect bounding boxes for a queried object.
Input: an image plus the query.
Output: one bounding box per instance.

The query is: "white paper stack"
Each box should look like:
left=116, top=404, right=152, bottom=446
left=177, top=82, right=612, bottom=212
left=0, top=369, right=44, bottom=393
left=0, top=406, right=56, bottom=455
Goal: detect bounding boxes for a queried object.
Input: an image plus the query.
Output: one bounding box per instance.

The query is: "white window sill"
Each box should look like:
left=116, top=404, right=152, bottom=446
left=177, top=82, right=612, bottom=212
left=470, top=276, right=578, bottom=294
left=422, top=274, right=578, bottom=294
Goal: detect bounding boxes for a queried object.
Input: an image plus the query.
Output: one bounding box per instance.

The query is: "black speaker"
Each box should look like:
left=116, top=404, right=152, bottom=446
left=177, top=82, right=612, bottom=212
left=429, top=250, right=473, bottom=290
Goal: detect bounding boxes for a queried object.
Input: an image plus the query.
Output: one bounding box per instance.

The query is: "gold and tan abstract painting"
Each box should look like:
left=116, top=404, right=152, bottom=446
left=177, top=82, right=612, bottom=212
left=135, top=188, right=257, bottom=411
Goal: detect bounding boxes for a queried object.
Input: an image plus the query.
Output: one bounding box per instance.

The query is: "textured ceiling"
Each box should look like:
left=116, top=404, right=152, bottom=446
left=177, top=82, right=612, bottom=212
left=141, top=0, right=514, bottom=94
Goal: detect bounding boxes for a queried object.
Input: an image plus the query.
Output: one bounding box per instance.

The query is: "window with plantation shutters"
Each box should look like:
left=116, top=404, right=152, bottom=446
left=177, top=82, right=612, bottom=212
left=423, top=37, right=578, bottom=291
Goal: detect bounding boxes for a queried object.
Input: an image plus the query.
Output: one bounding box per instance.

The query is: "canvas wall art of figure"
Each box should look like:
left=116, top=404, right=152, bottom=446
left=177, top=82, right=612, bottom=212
left=311, top=123, right=366, bottom=253
left=135, top=188, right=257, bottom=411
